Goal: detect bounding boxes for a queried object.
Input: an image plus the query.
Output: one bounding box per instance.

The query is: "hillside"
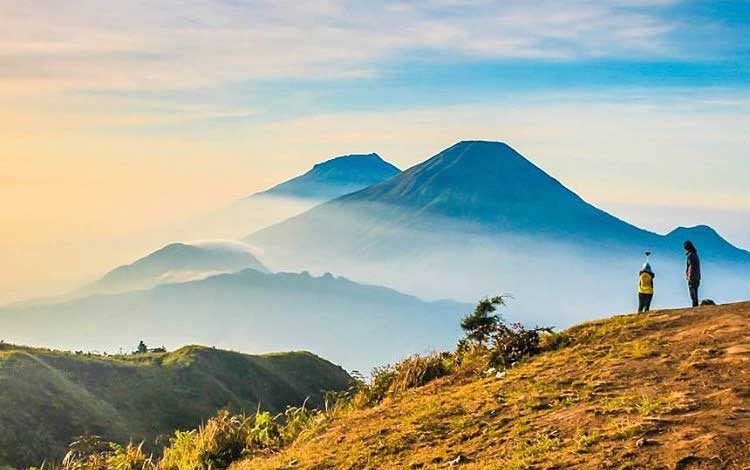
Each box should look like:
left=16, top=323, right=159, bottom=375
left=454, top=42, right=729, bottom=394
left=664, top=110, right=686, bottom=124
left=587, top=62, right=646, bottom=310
left=238, top=302, right=750, bottom=470
left=0, top=343, right=350, bottom=468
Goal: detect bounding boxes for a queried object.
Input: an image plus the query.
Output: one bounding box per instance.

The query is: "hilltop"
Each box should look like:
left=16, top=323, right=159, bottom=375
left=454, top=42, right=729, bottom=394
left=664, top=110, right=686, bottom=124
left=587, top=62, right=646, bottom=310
left=79, top=240, right=269, bottom=297
left=255, top=153, right=400, bottom=201
left=238, top=302, right=750, bottom=469
left=0, top=343, right=350, bottom=468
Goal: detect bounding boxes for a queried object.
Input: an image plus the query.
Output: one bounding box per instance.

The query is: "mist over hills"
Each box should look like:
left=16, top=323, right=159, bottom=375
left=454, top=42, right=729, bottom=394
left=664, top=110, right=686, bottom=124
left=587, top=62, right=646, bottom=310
left=248, top=141, right=749, bottom=325
left=184, top=153, right=401, bottom=241
left=0, top=269, right=467, bottom=372
left=254, top=153, right=400, bottom=201
left=0, top=343, right=350, bottom=468
left=77, top=240, right=268, bottom=297
left=250, top=141, right=747, bottom=257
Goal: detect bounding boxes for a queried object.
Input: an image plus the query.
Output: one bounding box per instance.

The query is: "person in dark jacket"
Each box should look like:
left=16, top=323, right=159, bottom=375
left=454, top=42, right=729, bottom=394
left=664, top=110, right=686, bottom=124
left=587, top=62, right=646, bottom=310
left=684, top=240, right=701, bottom=307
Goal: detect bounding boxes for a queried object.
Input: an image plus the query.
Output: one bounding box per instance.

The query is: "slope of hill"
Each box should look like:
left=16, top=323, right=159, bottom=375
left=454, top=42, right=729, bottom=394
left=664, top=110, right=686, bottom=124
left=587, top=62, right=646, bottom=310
left=77, top=241, right=268, bottom=297
left=246, top=140, right=749, bottom=325
left=0, top=269, right=468, bottom=372
left=0, top=343, right=350, bottom=468
left=254, top=153, right=400, bottom=201
left=239, top=301, right=750, bottom=470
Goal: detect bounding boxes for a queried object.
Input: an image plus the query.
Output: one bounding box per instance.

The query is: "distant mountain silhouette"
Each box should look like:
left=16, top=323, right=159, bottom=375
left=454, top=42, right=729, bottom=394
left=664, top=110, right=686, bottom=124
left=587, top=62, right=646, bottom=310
left=181, top=153, right=400, bottom=241
left=0, top=269, right=467, bottom=372
left=253, top=153, right=400, bottom=201
left=249, top=141, right=746, bottom=260
left=79, top=240, right=268, bottom=296
left=664, top=225, right=749, bottom=260
left=246, top=141, right=748, bottom=324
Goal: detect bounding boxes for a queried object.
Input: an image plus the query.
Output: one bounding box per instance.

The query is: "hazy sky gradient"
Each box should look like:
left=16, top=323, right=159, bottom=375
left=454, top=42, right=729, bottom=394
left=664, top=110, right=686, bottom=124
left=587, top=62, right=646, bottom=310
left=1, top=0, right=749, bottom=302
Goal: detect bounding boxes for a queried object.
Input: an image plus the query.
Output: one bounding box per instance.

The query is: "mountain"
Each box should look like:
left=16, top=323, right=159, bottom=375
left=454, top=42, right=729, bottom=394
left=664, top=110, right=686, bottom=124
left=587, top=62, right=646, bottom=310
left=77, top=240, right=268, bottom=296
left=664, top=225, right=750, bottom=261
left=249, top=141, right=748, bottom=255
left=246, top=141, right=749, bottom=324
left=254, top=153, right=400, bottom=201
left=0, top=269, right=468, bottom=373
left=310, top=142, right=649, bottom=242
left=0, top=342, right=350, bottom=468
left=237, top=301, right=750, bottom=470
left=177, top=153, right=400, bottom=241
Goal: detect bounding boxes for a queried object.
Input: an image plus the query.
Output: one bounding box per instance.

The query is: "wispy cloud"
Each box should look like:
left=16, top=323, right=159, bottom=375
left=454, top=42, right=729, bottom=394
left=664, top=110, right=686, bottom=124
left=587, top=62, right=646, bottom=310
left=0, top=0, right=693, bottom=93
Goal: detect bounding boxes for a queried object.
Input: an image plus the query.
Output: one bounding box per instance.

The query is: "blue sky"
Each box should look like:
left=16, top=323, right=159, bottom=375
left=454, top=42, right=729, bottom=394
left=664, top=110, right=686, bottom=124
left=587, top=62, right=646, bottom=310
left=1, top=0, right=749, bottom=301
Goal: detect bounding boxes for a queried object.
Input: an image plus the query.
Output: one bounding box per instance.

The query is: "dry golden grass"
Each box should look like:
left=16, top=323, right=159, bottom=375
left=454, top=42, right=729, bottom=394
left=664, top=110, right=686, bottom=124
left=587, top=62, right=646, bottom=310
left=235, top=302, right=750, bottom=470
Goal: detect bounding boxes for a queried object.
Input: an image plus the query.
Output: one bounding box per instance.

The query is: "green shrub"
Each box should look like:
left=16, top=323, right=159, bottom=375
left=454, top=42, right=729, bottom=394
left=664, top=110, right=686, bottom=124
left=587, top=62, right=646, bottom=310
left=458, top=297, right=553, bottom=370
left=244, top=410, right=281, bottom=452
left=488, top=322, right=552, bottom=369
left=460, top=296, right=507, bottom=346
left=280, top=403, right=326, bottom=445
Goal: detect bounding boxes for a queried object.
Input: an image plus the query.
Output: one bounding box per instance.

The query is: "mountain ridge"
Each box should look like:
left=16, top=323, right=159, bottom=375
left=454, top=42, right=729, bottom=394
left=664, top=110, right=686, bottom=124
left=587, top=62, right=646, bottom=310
left=248, top=140, right=747, bottom=259
left=244, top=140, right=749, bottom=325
left=0, top=268, right=469, bottom=372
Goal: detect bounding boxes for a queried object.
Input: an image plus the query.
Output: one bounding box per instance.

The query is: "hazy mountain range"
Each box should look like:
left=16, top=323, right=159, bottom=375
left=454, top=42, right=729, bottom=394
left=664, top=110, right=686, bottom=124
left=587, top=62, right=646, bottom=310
left=250, top=141, right=748, bottom=260
left=247, top=141, right=749, bottom=324
left=0, top=268, right=467, bottom=372
left=78, top=240, right=268, bottom=297
left=3, top=140, right=747, bottom=372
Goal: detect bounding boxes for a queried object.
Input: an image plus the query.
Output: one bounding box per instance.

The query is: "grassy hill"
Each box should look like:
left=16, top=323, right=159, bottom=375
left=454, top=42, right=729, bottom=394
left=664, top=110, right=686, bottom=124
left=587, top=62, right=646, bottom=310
left=237, top=302, right=750, bottom=470
left=0, top=343, right=351, bottom=468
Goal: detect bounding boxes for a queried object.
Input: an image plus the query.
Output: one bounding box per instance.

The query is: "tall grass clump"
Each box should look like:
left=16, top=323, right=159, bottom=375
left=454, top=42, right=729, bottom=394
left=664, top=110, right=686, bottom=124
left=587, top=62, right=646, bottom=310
left=352, top=352, right=454, bottom=407
left=61, top=436, right=153, bottom=470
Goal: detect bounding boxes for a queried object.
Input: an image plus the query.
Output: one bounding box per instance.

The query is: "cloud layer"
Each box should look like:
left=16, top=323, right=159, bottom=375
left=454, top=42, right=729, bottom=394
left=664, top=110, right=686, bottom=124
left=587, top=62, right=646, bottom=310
left=1, top=0, right=690, bottom=92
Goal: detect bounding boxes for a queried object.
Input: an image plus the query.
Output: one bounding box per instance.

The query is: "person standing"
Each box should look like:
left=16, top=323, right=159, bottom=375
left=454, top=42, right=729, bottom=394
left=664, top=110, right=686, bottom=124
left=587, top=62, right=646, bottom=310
left=684, top=240, right=701, bottom=307
left=638, top=262, right=655, bottom=313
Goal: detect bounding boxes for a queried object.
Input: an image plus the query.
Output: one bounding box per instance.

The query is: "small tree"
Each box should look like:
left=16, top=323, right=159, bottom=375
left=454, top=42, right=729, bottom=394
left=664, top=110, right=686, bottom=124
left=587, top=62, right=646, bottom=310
left=460, top=296, right=507, bottom=346
left=459, top=295, right=552, bottom=369
left=135, top=341, right=148, bottom=354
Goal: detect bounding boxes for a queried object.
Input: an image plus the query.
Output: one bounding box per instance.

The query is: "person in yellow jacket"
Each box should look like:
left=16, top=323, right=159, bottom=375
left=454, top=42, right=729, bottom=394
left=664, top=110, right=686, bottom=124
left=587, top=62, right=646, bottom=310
left=637, top=263, right=655, bottom=313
